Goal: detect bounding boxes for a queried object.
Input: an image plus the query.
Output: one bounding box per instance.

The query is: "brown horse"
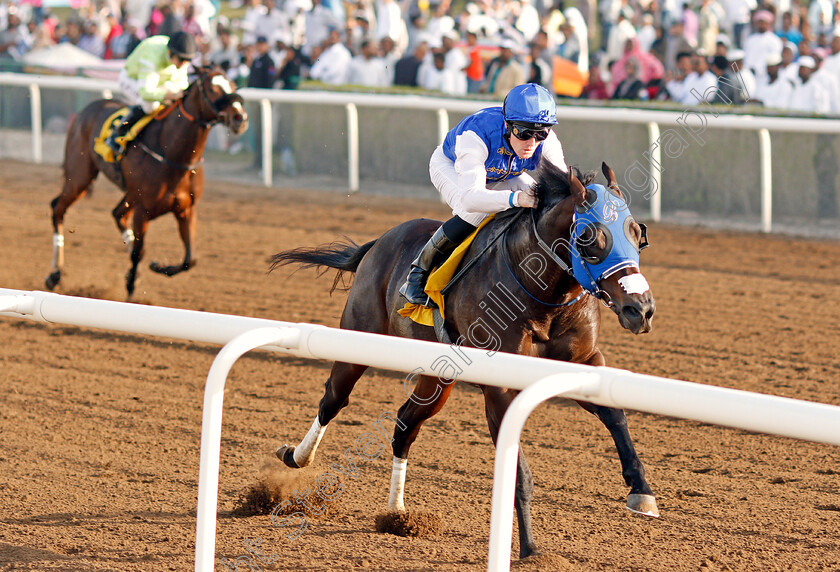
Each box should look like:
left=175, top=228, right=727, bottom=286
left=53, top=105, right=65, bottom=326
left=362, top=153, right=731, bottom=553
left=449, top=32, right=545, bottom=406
left=47, top=66, right=248, bottom=296
left=269, top=162, right=657, bottom=558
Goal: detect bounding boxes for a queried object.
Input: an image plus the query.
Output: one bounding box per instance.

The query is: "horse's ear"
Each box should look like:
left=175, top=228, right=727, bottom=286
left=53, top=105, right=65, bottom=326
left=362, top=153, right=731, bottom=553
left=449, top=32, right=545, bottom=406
left=601, top=161, right=623, bottom=199
left=569, top=167, right=590, bottom=210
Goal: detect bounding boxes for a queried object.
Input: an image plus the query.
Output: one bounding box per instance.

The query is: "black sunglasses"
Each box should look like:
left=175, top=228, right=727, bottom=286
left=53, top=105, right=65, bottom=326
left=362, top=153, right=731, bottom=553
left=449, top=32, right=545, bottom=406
left=510, top=124, right=550, bottom=142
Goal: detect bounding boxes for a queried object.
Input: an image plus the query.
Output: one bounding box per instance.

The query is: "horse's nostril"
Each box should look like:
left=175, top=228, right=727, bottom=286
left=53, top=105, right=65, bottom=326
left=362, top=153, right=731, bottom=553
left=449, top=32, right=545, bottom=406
left=622, top=305, right=642, bottom=320
left=645, top=306, right=655, bottom=320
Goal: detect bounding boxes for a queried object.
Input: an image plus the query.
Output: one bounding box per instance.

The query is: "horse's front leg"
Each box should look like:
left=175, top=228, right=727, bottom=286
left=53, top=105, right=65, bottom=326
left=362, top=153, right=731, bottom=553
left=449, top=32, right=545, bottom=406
left=149, top=206, right=197, bottom=276
left=577, top=349, right=659, bottom=517
left=481, top=385, right=539, bottom=558
left=387, top=374, right=455, bottom=511
left=126, top=210, right=150, bottom=297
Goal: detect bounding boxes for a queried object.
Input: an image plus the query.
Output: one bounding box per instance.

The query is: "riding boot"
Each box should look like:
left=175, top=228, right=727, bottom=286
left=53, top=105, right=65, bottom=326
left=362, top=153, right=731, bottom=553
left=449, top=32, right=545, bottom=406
left=106, top=105, right=145, bottom=155
left=399, top=226, right=460, bottom=307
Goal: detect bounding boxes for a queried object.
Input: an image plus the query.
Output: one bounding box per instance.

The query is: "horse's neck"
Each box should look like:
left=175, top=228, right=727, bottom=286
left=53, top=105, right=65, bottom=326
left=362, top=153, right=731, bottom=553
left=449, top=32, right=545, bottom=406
left=156, top=94, right=211, bottom=161
left=507, top=206, right=577, bottom=299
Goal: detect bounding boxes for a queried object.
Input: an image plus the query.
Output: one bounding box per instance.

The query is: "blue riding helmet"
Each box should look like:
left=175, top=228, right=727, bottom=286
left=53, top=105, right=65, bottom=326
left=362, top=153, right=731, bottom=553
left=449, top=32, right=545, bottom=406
left=570, top=184, right=648, bottom=294
left=503, top=83, right=557, bottom=126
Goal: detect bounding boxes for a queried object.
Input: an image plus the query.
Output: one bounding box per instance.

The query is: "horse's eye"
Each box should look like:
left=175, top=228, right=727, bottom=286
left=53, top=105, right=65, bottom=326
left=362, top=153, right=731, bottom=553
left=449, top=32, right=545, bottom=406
left=576, top=223, right=612, bottom=264
left=623, top=217, right=647, bottom=252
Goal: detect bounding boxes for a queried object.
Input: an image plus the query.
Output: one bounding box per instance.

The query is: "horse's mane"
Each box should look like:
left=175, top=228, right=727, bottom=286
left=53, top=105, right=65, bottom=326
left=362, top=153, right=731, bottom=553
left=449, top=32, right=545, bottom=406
left=533, top=161, right=597, bottom=207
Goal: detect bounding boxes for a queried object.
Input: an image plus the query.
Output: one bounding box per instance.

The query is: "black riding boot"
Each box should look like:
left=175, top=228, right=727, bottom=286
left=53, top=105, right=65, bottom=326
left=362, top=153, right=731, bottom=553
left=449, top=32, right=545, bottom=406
left=106, top=105, right=145, bottom=155
left=400, top=216, right=477, bottom=307
left=399, top=227, right=458, bottom=307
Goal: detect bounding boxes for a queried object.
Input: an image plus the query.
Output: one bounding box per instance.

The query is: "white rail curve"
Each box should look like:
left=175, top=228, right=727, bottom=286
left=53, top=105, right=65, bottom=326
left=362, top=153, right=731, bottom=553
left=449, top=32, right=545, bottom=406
left=2, top=287, right=840, bottom=571
left=3, top=72, right=840, bottom=232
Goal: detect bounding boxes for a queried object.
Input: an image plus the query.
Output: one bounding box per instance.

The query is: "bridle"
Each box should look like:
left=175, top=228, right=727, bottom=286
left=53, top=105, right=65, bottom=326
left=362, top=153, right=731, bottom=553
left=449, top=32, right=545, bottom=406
left=136, top=70, right=243, bottom=170
left=501, top=208, right=589, bottom=308
left=178, top=69, right=243, bottom=128
left=502, top=188, right=648, bottom=310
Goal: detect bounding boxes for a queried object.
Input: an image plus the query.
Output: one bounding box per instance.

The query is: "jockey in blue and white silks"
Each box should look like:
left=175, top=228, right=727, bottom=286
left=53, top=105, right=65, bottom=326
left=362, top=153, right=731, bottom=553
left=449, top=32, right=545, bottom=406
left=400, top=83, right=569, bottom=308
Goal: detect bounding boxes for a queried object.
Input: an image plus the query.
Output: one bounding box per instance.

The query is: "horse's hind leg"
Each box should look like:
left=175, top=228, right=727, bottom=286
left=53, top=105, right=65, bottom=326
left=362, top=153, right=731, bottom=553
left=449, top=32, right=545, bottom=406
left=125, top=209, right=150, bottom=296
left=46, top=167, right=98, bottom=290
left=386, top=374, right=455, bottom=511
left=112, top=195, right=134, bottom=252
left=277, top=361, right=369, bottom=469
left=481, top=385, right=539, bottom=558
left=149, top=206, right=197, bottom=276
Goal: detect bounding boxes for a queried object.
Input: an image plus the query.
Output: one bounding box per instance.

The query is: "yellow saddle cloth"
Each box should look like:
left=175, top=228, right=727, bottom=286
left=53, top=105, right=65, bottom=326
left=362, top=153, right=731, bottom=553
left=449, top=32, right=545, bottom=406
left=93, top=107, right=157, bottom=163
left=398, top=215, right=494, bottom=327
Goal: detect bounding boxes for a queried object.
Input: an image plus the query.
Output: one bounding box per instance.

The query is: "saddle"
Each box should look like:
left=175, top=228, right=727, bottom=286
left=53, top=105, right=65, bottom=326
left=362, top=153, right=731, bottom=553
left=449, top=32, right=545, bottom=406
left=93, top=107, right=157, bottom=163
left=398, top=215, right=496, bottom=327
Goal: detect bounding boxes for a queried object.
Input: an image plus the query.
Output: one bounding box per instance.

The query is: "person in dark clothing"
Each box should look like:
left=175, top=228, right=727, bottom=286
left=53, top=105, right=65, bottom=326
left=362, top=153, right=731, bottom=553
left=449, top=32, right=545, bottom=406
left=248, top=36, right=277, bottom=89
left=277, top=43, right=303, bottom=90
left=611, top=57, right=646, bottom=100
left=526, top=41, right=552, bottom=90
left=393, top=41, right=428, bottom=87
left=710, top=54, right=747, bottom=104
left=248, top=36, right=277, bottom=168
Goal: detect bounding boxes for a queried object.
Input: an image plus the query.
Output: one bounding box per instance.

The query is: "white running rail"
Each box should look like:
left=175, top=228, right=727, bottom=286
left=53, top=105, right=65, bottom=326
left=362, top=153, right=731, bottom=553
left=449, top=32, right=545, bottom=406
left=2, top=287, right=840, bottom=571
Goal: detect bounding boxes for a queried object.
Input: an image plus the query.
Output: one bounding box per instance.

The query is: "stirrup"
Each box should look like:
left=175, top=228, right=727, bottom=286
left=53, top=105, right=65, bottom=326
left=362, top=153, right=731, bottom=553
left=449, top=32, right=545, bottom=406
left=399, top=280, right=437, bottom=308
left=106, top=136, right=122, bottom=156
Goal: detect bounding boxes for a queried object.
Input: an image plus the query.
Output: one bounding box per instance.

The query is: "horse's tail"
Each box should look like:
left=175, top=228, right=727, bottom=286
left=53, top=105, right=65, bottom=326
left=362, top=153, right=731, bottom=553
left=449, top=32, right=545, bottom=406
left=269, top=238, right=377, bottom=293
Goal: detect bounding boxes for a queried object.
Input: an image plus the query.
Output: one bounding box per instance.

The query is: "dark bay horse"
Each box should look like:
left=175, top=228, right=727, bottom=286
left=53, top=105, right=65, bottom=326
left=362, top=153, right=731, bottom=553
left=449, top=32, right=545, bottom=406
left=47, top=66, right=248, bottom=296
left=269, top=162, right=658, bottom=558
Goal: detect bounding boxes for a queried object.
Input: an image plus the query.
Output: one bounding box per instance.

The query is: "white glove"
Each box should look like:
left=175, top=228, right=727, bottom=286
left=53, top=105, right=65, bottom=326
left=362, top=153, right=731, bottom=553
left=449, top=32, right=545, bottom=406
left=514, top=188, right=538, bottom=209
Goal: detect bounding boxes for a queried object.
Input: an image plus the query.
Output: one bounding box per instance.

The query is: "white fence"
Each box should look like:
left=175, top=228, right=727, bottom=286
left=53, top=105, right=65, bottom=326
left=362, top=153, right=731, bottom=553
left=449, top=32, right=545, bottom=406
left=3, top=287, right=840, bottom=571
left=2, top=72, right=840, bottom=232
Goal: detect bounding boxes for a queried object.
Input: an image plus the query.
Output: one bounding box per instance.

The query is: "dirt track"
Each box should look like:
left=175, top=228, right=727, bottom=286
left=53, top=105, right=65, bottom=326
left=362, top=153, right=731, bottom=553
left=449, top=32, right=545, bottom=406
left=2, top=159, right=840, bottom=571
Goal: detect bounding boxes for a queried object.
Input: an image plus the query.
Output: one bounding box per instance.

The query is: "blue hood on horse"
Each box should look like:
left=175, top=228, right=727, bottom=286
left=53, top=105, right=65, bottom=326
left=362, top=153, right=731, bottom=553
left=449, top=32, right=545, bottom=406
left=571, top=183, right=649, bottom=294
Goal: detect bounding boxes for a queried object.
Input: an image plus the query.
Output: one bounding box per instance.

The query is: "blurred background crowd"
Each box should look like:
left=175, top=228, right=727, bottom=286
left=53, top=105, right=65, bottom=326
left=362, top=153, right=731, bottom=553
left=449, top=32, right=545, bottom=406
left=0, top=0, right=838, bottom=112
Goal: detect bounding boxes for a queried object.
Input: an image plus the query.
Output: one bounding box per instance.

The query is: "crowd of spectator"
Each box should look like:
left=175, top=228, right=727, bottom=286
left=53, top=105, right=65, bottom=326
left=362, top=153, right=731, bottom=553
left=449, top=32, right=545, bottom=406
left=0, top=0, right=839, bottom=113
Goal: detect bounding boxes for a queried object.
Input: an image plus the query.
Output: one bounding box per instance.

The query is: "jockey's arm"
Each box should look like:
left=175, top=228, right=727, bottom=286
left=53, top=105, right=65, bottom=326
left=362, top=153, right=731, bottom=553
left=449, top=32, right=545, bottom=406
left=139, top=70, right=167, bottom=102
left=454, top=129, right=568, bottom=214
left=137, top=63, right=190, bottom=103
left=454, top=130, right=514, bottom=214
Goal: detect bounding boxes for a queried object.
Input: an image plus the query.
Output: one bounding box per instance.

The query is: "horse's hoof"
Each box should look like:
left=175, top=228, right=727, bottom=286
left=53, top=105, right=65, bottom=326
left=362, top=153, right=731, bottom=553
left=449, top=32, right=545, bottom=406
left=275, top=445, right=300, bottom=468
left=626, top=494, right=660, bottom=517
left=519, top=546, right=541, bottom=559
left=45, top=271, right=61, bottom=290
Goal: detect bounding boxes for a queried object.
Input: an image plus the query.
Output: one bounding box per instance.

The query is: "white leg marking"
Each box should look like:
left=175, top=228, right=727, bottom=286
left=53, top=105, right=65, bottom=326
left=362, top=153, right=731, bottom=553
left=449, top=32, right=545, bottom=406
left=51, top=233, right=64, bottom=270
left=388, top=456, right=408, bottom=511
left=122, top=229, right=135, bottom=252
left=292, top=417, right=326, bottom=468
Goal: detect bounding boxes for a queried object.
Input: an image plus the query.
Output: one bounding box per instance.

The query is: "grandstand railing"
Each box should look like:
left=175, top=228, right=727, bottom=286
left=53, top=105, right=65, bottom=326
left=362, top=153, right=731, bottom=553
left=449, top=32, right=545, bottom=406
left=2, top=72, right=839, bottom=232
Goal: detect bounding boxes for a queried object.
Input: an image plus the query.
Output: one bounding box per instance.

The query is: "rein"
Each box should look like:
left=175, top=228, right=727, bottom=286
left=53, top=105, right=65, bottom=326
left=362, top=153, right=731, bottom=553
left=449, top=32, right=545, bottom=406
left=439, top=209, right=525, bottom=297
left=500, top=208, right=587, bottom=307
left=134, top=139, right=205, bottom=171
